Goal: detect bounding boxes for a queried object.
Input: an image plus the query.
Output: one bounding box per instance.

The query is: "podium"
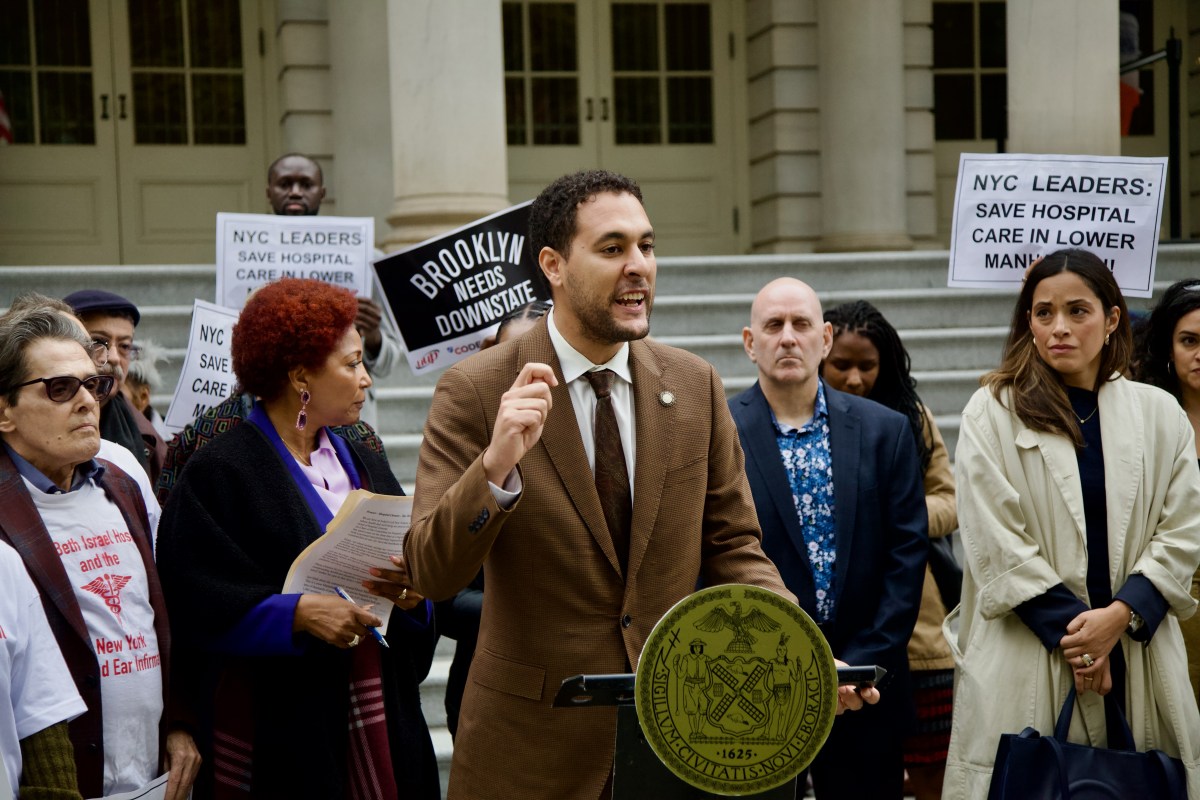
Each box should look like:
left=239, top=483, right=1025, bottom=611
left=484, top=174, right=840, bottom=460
left=559, top=586, right=883, bottom=798
left=555, top=674, right=798, bottom=799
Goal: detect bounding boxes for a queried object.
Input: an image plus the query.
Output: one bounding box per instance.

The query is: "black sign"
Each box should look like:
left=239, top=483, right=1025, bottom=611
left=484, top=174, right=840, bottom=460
left=375, top=202, right=549, bottom=372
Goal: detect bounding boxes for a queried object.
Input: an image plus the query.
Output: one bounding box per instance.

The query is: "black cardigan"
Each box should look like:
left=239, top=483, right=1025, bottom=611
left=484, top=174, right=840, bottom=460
left=156, top=423, right=438, bottom=798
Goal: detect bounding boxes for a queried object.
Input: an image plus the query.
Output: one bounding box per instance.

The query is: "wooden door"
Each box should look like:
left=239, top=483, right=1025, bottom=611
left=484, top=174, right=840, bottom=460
left=0, top=0, right=122, bottom=264
left=504, top=0, right=742, bottom=255
left=111, top=0, right=266, bottom=264
left=0, top=0, right=266, bottom=266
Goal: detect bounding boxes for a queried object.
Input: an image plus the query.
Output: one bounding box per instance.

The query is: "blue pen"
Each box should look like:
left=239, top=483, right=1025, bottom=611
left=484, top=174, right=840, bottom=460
left=332, top=586, right=390, bottom=648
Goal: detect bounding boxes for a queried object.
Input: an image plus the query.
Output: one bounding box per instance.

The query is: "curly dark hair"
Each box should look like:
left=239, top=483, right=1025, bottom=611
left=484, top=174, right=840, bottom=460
left=496, top=300, right=552, bottom=342
left=231, top=278, right=358, bottom=401
left=984, top=248, right=1130, bottom=448
left=1134, top=278, right=1200, bottom=400
left=823, top=300, right=932, bottom=471
left=529, top=170, right=643, bottom=258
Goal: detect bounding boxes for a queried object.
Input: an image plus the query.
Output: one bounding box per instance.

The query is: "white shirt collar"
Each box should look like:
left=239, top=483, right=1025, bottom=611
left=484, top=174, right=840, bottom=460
left=546, top=308, right=632, bottom=384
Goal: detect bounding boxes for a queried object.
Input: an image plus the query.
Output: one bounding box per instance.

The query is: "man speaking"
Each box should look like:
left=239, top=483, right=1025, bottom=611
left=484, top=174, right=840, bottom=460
left=404, top=170, right=797, bottom=799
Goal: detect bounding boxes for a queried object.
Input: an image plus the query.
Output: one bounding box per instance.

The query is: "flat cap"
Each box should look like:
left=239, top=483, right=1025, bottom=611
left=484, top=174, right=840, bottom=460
left=63, top=289, right=141, bottom=326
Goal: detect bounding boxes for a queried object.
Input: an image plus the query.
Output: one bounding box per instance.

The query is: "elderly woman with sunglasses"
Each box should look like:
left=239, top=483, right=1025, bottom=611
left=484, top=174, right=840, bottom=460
left=0, top=307, right=199, bottom=800
left=155, top=279, right=439, bottom=799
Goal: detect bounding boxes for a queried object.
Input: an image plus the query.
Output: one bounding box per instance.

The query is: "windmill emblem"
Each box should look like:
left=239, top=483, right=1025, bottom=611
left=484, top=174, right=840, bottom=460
left=81, top=574, right=133, bottom=619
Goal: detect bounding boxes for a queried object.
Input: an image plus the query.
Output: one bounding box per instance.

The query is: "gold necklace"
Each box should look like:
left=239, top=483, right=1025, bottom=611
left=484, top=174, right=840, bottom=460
left=1077, top=404, right=1099, bottom=425
left=282, top=439, right=313, bottom=465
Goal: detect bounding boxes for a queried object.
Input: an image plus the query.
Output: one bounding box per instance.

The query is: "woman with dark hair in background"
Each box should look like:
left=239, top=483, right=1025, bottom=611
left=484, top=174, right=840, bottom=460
left=822, top=300, right=955, bottom=800
left=944, top=249, right=1200, bottom=797
left=1134, top=278, right=1200, bottom=704
left=156, top=279, right=438, bottom=798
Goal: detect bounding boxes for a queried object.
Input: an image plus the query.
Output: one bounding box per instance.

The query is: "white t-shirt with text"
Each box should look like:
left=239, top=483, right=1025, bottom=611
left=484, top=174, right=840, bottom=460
left=26, top=478, right=163, bottom=796
left=0, top=540, right=86, bottom=799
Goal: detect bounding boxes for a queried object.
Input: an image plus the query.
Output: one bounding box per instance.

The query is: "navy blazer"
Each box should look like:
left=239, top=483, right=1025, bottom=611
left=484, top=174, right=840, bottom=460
left=730, top=381, right=928, bottom=714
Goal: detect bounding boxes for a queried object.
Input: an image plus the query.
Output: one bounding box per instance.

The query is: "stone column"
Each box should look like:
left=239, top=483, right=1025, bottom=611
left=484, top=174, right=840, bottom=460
left=328, top=3, right=393, bottom=244
left=815, top=0, right=911, bottom=252
left=383, top=0, right=510, bottom=251
left=1006, top=0, right=1119, bottom=155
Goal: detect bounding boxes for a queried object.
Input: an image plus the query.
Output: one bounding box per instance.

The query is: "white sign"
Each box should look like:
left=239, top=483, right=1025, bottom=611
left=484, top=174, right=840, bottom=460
left=948, top=153, right=1166, bottom=297
left=215, top=213, right=375, bottom=308
left=163, top=300, right=239, bottom=434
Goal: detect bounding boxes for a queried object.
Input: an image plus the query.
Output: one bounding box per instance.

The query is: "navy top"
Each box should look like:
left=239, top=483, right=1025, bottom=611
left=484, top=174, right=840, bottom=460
left=1014, top=388, right=1168, bottom=650
left=1013, top=387, right=1170, bottom=739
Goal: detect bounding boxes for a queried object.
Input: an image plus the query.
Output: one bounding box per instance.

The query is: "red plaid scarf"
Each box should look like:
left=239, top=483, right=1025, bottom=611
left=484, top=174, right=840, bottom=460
left=348, top=640, right=399, bottom=800
left=211, top=642, right=397, bottom=798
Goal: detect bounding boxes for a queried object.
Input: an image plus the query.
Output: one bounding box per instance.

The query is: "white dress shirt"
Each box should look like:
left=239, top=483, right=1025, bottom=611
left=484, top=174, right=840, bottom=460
left=490, top=309, right=636, bottom=504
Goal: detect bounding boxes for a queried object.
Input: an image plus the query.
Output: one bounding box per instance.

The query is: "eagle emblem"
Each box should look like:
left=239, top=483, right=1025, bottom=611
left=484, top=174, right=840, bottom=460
left=694, top=600, right=781, bottom=653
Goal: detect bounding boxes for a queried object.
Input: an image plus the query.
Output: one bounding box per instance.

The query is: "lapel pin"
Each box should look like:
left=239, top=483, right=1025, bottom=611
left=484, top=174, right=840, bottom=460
left=659, top=390, right=675, bottom=407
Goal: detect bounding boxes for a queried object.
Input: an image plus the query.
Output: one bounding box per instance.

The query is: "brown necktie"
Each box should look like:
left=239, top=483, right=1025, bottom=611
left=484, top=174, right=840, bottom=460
left=585, top=369, right=631, bottom=573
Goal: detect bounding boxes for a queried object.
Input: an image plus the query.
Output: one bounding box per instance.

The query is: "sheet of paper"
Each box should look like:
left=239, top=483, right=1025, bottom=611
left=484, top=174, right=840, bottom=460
left=87, top=772, right=169, bottom=800
left=282, top=489, right=413, bottom=628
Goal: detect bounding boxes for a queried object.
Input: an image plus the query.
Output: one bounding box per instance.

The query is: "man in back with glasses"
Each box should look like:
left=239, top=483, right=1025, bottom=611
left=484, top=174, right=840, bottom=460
left=63, top=290, right=165, bottom=484
left=0, top=306, right=198, bottom=800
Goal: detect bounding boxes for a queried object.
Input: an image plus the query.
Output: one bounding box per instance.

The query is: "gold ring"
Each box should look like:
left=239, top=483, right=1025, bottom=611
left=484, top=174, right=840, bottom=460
left=400, top=588, right=408, bottom=601
left=348, top=634, right=361, bottom=648
left=1081, top=653, right=1095, bottom=667
left=1084, top=676, right=1093, bottom=683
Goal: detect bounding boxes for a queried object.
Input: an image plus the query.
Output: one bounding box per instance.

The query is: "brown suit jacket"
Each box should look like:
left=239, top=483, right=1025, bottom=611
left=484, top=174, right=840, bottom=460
left=406, top=319, right=791, bottom=800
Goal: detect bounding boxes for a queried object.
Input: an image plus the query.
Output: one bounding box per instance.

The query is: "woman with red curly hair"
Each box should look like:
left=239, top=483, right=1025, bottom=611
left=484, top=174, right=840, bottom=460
left=156, top=279, right=438, bottom=799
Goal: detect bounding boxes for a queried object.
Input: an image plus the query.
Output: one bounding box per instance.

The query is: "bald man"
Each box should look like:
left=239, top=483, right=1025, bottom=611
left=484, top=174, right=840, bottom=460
left=729, top=278, right=928, bottom=799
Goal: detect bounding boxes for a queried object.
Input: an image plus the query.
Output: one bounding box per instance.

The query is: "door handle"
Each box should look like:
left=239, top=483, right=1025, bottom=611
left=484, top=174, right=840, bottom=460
left=100, top=94, right=109, bottom=120
left=601, top=98, right=609, bottom=121
left=585, top=98, right=593, bottom=121
left=118, top=94, right=128, bottom=120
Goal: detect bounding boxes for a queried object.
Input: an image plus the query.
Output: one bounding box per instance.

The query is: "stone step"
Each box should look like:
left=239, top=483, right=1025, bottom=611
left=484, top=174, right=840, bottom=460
left=146, top=323, right=1010, bottom=413
left=4, top=245, right=1197, bottom=315
left=377, top=373, right=985, bottom=489
left=418, top=639, right=457, bottom=797
left=0, top=264, right=217, bottom=306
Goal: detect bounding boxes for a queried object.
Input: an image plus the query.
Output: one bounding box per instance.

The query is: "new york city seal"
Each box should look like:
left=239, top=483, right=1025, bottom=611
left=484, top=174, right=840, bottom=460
left=635, top=584, right=837, bottom=796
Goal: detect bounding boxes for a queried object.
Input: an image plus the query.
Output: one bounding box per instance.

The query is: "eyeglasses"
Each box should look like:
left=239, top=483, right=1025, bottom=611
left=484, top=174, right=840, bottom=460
left=89, top=337, right=141, bottom=362
left=86, top=339, right=109, bottom=367
left=12, top=374, right=116, bottom=403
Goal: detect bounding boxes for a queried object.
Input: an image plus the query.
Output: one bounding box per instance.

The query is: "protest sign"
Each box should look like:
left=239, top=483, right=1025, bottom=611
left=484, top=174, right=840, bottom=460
left=375, top=201, right=549, bottom=375
left=163, top=300, right=238, bottom=433
left=215, top=213, right=375, bottom=308
left=948, top=153, right=1166, bottom=297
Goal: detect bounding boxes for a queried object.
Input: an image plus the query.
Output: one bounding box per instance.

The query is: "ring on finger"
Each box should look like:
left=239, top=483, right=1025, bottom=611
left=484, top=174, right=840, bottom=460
left=1084, top=676, right=1093, bottom=683
left=400, top=587, right=408, bottom=601
left=1081, top=653, right=1095, bottom=667
left=348, top=634, right=361, bottom=648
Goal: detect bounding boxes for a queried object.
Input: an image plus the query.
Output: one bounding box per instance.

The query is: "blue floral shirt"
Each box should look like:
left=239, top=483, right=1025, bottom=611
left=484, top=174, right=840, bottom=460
left=771, top=381, right=838, bottom=622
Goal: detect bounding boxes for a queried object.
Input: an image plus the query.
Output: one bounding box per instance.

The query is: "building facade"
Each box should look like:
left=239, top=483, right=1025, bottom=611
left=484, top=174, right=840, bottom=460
left=1, top=0, right=1192, bottom=264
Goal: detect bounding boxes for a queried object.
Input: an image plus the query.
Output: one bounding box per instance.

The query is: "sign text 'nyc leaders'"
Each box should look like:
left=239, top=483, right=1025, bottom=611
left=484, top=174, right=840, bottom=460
left=948, top=153, right=1166, bottom=297
left=215, top=213, right=374, bottom=308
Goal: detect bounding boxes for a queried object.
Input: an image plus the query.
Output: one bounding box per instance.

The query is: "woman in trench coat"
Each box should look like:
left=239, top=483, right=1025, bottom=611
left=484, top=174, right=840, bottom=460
left=943, top=248, right=1200, bottom=799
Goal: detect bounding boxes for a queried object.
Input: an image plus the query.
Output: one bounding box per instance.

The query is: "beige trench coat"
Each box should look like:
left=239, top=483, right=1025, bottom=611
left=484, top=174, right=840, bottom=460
left=943, top=377, right=1200, bottom=799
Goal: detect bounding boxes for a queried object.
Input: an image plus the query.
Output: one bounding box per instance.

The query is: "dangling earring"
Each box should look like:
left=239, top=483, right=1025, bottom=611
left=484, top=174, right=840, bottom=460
left=296, top=389, right=311, bottom=431
left=1104, top=333, right=1110, bottom=346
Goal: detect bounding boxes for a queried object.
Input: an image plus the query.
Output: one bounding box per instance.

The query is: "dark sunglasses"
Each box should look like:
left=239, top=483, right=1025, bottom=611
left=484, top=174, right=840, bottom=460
left=12, top=374, right=116, bottom=403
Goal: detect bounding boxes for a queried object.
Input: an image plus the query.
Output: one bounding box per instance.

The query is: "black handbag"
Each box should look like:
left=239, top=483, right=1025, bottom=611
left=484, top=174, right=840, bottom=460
left=987, top=687, right=1187, bottom=799
left=928, top=533, right=963, bottom=609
